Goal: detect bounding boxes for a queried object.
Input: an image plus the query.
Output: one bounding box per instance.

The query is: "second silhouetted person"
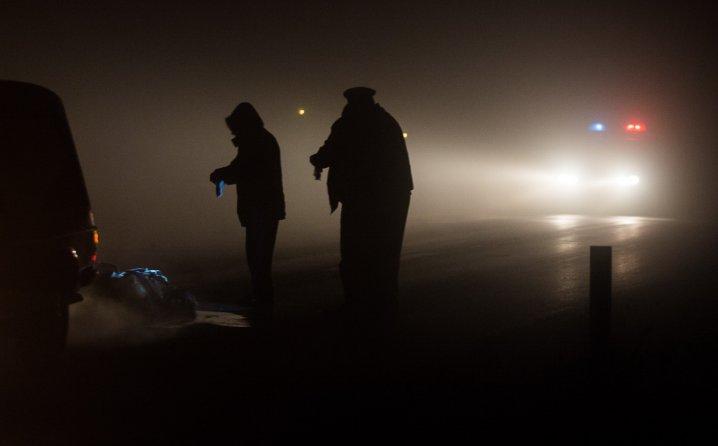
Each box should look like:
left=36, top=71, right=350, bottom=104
left=310, top=87, right=413, bottom=306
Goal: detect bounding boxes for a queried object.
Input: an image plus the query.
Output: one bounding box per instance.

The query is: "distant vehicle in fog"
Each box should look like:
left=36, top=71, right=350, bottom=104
left=535, top=117, right=655, bottom=215
left=552, top=118, right=651, bottom=189
left=0, top=81, right=99, bottom=354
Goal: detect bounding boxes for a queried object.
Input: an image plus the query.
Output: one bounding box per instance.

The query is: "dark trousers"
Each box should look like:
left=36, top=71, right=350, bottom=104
left=339, top=192, right=410, bottom=305
left=243, top=213, right=279, bottom=302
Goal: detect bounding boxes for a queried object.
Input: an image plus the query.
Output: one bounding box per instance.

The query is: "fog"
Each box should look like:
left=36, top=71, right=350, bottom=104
left=2, top=1, right=716, bottom=267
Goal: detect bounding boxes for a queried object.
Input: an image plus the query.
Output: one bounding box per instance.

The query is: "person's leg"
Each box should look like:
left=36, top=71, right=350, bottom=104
left=372, top=193, right=411, bottom=302
left=253, top=218, right=278, bottom=302
left=244, top=216, right=260, bottom=300
left=386, top=193, right=410, bottom=299
left=340, top=202, right=365, bottom=302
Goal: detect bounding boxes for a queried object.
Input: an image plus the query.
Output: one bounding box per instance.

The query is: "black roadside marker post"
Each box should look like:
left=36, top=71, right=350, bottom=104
left=589, top=246, right=612, bottom=377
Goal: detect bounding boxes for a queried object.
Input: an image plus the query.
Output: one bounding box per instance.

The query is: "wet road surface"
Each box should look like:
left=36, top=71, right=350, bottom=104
left=3, top=216, right=717, bottom=444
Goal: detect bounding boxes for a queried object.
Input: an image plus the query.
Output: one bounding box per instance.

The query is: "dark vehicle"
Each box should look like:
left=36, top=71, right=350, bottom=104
left=1, top=81, right=98, bottom=354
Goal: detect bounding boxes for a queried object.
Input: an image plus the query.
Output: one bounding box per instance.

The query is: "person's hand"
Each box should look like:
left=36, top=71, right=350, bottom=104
left=210, top=169, right=222, bottom=184
left=313, top=166, right=322, bottom=180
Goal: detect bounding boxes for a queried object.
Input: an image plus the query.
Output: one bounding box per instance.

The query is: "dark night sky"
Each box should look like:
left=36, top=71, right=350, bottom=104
left=2, top=1, right=716, bottom=263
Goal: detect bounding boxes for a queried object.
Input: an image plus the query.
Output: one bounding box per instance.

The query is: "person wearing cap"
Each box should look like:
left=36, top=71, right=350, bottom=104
left=210, top=102, right=286, bottom=305
left=310, top=87, right=413, bottom=306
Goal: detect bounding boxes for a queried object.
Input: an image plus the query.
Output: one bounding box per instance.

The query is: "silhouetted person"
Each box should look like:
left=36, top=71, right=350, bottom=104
left=310, top=87, right=413, bottom=307
left=210, top=103, right=285, bottom=304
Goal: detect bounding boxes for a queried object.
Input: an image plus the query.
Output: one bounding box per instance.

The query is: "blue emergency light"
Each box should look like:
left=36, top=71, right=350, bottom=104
left=589, top=122, right=605, bottom=132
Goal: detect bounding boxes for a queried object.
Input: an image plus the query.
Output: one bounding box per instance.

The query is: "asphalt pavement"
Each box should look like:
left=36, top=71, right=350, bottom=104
left=3, top=215, right=717, bottom=444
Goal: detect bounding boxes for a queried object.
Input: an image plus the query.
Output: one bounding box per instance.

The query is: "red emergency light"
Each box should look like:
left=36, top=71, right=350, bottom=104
left=625, top=122, right=646, bottom=133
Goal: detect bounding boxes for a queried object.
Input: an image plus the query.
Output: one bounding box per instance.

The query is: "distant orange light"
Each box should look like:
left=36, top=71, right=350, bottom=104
left=92, top=230, right=100, bottom=245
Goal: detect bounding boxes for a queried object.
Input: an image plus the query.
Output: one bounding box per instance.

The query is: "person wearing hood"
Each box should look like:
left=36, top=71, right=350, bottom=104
left=310, top=87, right=413, bottom=305
left=210, top=102, right=285, bottom=304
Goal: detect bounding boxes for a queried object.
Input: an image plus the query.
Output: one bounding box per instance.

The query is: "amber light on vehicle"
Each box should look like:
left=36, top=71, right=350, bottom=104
left=92, top=230, right=100, bottom=246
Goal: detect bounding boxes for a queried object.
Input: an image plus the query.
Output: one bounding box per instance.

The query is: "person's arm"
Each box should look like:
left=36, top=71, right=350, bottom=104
left=310, top=120, right=343, bottom=169
left=309, top=145, right=332, bottom=169
left=210, top=156, right=241, bottom=185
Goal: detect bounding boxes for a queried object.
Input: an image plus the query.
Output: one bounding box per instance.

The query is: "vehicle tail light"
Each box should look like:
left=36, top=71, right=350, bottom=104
left=625, top=122, right=646, bottom=133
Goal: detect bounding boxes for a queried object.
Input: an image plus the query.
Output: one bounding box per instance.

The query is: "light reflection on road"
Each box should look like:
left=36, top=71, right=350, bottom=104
left=547, top=214, right=582, bottom=229
left=194, top=310, right=252, bottom=328
left=546, top=215, right=653, bottom=301
left=609, top=216, right=647, bottom=280
left=611, top=216, right=642, bottom=226
left=555, top=232, right=579, bottom=254
left=614, top=250, right=640, bottom=277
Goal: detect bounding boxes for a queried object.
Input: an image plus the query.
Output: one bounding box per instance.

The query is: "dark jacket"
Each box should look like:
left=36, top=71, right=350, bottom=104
left=310, top=103, right=413, bottom=212
left=215, top=128, right=286, bottom=225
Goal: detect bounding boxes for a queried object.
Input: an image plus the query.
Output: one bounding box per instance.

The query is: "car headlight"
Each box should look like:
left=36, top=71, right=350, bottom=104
left=554, top=173, right=580, bottom=186
left=615, top=174, right=640, bottom=187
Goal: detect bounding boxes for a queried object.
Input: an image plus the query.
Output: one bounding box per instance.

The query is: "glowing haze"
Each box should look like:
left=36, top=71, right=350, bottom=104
left=1, top=1, right=715, bottom=265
